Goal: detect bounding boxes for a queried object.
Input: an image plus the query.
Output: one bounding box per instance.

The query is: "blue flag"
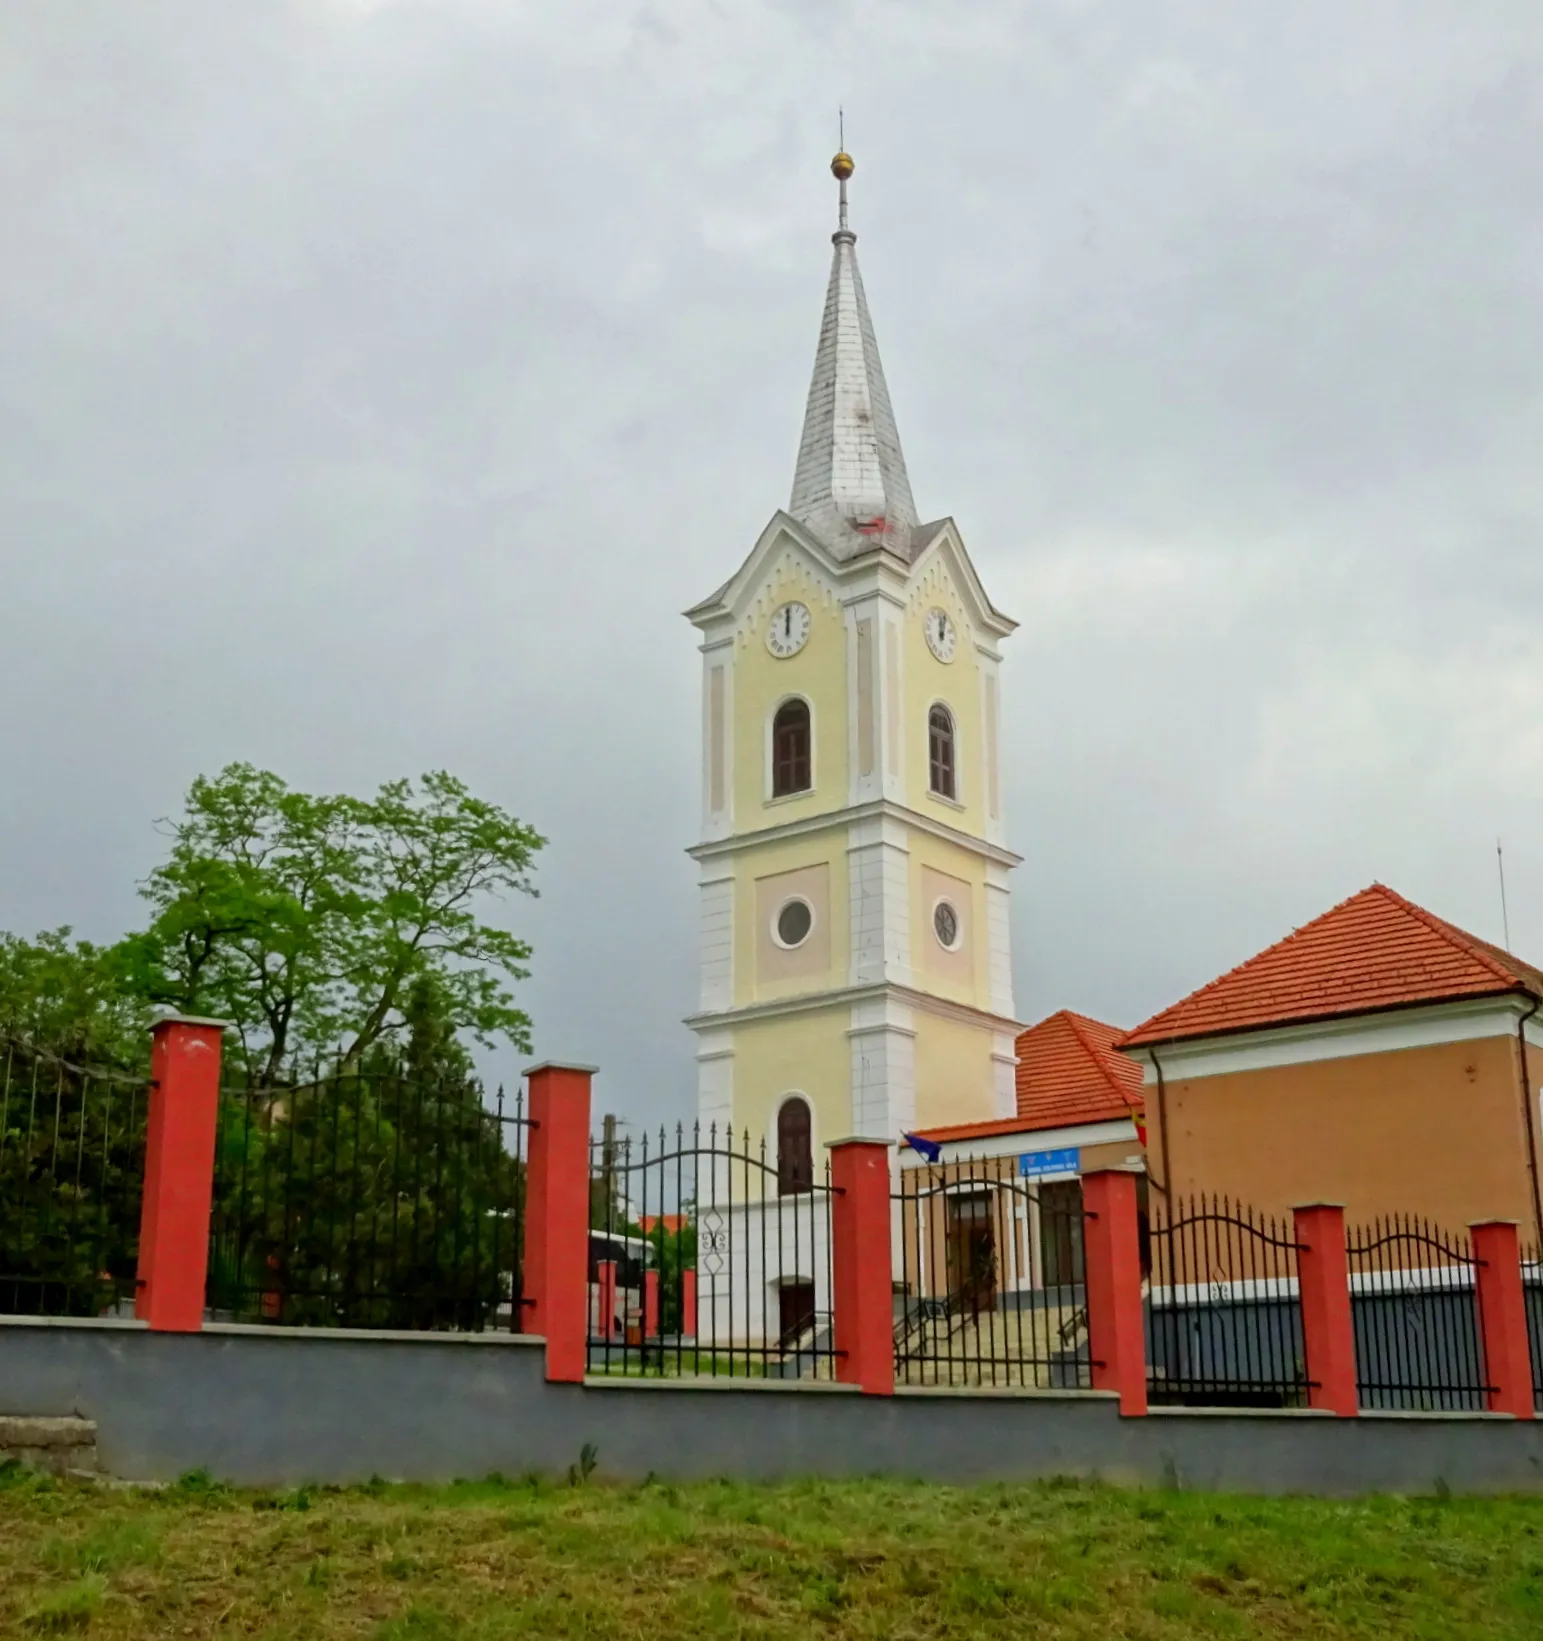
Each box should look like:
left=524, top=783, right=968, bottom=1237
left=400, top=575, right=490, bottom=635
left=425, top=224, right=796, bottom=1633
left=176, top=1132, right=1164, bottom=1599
left=903, top=1131, right=943, bottom=1164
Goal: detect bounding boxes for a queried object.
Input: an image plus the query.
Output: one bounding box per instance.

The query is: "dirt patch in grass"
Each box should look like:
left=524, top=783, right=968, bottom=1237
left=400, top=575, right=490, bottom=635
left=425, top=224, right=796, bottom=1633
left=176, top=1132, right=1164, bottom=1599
left=1, top=1465, right=1542, bottom=1637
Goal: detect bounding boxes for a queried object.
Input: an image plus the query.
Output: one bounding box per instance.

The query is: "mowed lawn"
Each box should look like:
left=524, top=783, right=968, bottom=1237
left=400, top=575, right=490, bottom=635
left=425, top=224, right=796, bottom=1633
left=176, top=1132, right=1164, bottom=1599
left=3, top=1465, right=1543, bottom=1638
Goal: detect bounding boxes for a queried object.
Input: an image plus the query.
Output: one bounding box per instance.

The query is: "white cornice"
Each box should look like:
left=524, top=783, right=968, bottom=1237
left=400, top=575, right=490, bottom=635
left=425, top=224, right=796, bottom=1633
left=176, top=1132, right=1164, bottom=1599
left=685, top=981, right=1023, bottom=1036
left=1124, top=994, right=1543, bottom=1083
left=687, top=797, right=1023, bottom=868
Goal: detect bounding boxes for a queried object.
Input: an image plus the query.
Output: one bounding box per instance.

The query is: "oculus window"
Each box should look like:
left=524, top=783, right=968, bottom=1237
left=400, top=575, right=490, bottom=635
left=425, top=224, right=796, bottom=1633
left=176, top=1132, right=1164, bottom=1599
left=774, top=897, right=814, bottom=949
left=933, top=899, right=961, bottom=950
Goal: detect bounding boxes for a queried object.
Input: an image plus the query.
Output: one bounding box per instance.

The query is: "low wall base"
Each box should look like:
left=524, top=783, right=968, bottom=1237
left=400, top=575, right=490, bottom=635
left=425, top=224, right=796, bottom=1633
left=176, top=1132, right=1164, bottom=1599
left=4, top=1318, right=1543, bottom=1496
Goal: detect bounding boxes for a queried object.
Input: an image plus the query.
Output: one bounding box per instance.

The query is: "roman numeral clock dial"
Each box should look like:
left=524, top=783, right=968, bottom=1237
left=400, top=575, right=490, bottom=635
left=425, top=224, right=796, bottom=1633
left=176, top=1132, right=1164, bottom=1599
left=766, top=600, right=812, bottom=658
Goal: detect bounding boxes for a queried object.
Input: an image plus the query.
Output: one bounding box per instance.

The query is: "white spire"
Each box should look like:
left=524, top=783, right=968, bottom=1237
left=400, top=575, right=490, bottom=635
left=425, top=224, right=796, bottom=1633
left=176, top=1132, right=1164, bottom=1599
left=788, top=151, right=918, bottom=559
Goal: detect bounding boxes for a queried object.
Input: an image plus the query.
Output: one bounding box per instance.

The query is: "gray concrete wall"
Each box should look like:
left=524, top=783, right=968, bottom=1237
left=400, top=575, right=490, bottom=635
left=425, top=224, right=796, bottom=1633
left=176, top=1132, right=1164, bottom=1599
left=4, top=1317, right=1543, bottom=1496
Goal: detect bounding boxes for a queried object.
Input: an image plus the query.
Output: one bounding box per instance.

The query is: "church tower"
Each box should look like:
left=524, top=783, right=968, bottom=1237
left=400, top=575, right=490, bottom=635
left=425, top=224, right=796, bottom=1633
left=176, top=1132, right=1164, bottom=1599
left=685, top=152, right=1020, bottom=1165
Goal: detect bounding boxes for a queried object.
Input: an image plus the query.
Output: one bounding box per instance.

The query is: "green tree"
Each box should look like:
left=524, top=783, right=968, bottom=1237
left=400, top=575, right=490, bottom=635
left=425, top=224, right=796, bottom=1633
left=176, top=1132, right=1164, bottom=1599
left=205, top=972, right=527, bottom=1330
left=0, top=931, right=151, bottom=1315
left=116, top=764, right=544, bottom=1083
left=0, top=929, right=148, bottom=1070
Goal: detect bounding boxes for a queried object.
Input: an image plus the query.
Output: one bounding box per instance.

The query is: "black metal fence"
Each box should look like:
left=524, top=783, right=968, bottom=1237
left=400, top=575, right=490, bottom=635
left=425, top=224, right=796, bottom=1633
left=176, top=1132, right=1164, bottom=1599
left=892, top=1154, right=1093, bottom=1389
left=207, top=1065, right=530, bottom=1332
left=588, top=1123, right=838, bottom=1379
left=1347, top=1217, right=1490, bottom=1412
left=1146, top=1197, right=1310, bottom=1407
left=1525, top=1243, right=1543, bottom=1413
left=0, top=1041, right=149, bottom=1318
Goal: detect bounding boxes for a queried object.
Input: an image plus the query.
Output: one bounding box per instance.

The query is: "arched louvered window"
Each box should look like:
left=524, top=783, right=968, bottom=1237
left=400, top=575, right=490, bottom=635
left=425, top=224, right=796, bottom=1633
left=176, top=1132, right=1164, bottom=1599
left=928, top=704, right=956, bottom=800
left=777, top=1096, right=813, bottom=1196
left=771, top=699, right=812, bottom=798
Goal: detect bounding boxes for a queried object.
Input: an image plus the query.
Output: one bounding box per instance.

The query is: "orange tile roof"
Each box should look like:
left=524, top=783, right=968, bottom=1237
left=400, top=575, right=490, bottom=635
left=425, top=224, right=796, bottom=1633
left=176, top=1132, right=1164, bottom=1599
left=637, top=1214, right=689, bottom=1235
left=1122, top=882, right=1543, bottom=1049
left=914, top=1008, right=1144, bottom=1144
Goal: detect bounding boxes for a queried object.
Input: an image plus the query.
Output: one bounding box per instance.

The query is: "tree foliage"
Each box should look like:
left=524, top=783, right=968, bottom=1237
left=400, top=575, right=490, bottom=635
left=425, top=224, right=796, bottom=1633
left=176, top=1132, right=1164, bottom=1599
left=0, top=929, right=149, bottom=1071
left=207, top=976, right=526, bottom=1330
left=1, top=766, right=544, bottom=1325
left=115, top=763, right=545, bottom=1083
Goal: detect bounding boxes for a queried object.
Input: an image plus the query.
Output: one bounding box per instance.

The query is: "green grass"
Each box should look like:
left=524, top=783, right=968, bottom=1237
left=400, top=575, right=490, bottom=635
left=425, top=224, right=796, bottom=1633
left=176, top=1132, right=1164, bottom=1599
left=1, top=1462, right=1542, bottom=1637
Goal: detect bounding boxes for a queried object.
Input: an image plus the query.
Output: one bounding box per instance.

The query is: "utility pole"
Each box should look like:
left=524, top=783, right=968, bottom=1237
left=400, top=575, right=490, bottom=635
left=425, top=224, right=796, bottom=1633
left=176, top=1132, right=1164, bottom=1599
left=601, top=1112, right=618, bottom=1229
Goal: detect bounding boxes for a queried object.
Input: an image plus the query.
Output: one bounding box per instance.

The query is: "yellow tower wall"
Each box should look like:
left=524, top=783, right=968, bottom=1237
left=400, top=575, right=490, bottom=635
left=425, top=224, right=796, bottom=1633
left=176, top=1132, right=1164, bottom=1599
left=730, top=834, right=851, bottom=1010
left=912, top=1010, right=1001, bottom=1130
left=730, top=555, right=849, bottom=828
left=909, top=830, right=994, bottom=1014
left=902, top=559, right=987, bottom=836
left=728, top=1011, right=852, bottom=1160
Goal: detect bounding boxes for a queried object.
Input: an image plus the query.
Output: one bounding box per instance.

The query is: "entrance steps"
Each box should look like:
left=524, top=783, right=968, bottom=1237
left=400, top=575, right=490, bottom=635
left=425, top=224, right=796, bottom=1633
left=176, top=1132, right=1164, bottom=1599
left=0, top=1416, right=99, bottom=1477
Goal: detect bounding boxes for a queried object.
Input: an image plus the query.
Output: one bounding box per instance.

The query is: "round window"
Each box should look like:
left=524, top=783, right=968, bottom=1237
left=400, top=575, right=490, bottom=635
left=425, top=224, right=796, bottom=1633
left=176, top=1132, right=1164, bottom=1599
left=933, top=900, right=960, bottom=950
left=775, top=898, right=814, bottom=948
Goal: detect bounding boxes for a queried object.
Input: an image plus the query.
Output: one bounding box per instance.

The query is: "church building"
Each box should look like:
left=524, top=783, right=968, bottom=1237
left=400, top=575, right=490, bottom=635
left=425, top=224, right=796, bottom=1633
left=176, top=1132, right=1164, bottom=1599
left=684, top=151, right=1022, bottom=1182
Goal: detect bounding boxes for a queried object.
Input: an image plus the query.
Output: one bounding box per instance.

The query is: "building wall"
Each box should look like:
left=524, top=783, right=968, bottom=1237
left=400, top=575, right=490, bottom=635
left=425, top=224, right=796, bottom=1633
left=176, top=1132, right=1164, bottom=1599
left=1146, top=1033, right=1539, bottom=1231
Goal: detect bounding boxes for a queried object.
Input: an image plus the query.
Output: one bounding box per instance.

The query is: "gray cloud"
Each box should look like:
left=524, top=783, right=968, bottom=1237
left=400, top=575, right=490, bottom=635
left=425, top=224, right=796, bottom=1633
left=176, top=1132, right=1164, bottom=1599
left=4, top=0, right=1543, bottom=1123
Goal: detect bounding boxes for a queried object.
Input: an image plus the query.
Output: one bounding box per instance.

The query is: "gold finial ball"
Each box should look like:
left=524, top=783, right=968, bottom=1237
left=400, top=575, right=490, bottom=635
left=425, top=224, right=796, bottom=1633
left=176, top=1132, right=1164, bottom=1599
left=830, top=150, right=855, bottom=181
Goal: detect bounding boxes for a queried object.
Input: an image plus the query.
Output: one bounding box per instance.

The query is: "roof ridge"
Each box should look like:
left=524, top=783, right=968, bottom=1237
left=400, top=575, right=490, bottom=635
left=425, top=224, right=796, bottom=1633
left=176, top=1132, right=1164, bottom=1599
left=1367, top=882, right=1523, bottom=989
left=1060, top=1009, right=1138, bottom=1109
left=1120, top=883, right=1385, bottom=1045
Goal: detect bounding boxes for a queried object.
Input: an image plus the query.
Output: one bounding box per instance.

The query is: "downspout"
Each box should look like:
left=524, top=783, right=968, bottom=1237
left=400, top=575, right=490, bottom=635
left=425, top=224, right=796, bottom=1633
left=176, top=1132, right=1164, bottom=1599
left=1516, top=995, right=1542, bottom=1250
left=1147, top=1046, right=1172, bottom=1201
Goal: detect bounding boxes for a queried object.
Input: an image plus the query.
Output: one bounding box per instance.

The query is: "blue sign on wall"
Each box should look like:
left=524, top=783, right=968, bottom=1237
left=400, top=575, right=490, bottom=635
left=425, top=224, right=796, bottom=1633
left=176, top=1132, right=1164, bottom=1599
left=1019, top=1146, right=1080, bottom=1179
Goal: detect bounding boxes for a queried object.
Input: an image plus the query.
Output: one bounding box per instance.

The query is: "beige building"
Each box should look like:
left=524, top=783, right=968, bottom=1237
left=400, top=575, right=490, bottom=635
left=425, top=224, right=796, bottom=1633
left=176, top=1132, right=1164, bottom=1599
left=1120, top=883, right=1543, bottom=1245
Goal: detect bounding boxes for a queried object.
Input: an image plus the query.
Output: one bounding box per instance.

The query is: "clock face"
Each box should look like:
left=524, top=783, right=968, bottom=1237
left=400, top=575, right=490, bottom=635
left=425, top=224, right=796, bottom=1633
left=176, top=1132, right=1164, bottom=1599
left=925, top=607, right=958, bottom=663
left=766, top=601, right=812, bottom=658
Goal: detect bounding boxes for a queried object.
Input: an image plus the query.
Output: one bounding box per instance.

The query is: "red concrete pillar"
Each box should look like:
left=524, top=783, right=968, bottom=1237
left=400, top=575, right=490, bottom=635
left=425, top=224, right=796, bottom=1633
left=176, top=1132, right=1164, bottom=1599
left=682, top=1267, right=697, bottom=1339
left=1082, top=1168, right=1147, bottom=1416
left=644, top=1267, right=660, bottom=1337
left=523, top=1061, right=595, bottom=1383
left=1471, top=1220, right=1535, bottom=1420
left=1292, top=1203, right=1358, bottom=1416
left=828, top=1138, right=894, bottom=1395
left=597, top=1260, right=618, bottom=1339
left=135, top=1015, right=225, bottom=1332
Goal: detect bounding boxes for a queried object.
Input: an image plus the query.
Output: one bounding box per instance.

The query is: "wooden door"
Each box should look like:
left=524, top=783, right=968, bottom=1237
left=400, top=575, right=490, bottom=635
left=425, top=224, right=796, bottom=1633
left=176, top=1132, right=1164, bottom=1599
left=946, top=1192, right=997, bottom=1315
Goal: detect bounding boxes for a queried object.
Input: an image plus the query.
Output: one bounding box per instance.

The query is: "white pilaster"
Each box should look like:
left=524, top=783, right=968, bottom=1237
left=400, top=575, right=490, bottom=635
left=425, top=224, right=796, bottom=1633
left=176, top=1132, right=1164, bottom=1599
left=985, top=861, right=1015, bottom=1021
left=848, top=993, right=916, bottom=1138
left=700, top=636, right=734, bottom=842
left=847, top=811, right=912, bottom=989
left=697, top=865, right=735, bottom=1012
left=991, top=1030, right=1019, bottom=1120
left=695, top=1025, right=734, bottom=1134
left=978, top=650, right=1006, bottom=848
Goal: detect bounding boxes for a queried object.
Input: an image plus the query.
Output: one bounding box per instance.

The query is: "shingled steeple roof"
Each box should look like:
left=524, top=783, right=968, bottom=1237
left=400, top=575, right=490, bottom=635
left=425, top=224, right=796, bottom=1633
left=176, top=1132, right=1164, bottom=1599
left=788, top=151, right=919, bottom=560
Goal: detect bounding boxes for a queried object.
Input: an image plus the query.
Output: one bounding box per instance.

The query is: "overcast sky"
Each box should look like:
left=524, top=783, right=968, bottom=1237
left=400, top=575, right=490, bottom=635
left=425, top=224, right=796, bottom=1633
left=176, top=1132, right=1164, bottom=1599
left=4, top=1, right=1543, bottom=1125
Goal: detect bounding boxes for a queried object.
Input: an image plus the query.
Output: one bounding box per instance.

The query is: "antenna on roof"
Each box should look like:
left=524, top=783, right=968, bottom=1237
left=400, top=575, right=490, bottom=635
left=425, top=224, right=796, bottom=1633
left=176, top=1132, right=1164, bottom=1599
left=1498, top=837, right=1512, bottom=951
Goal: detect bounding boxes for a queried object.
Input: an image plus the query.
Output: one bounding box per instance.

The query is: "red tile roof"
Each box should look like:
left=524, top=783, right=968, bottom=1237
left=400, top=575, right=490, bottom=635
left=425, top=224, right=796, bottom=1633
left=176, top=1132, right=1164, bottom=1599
left=914, top=1009, right=1144, bottom=1144
left=1121, top=883, right=1543, bottom=1049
